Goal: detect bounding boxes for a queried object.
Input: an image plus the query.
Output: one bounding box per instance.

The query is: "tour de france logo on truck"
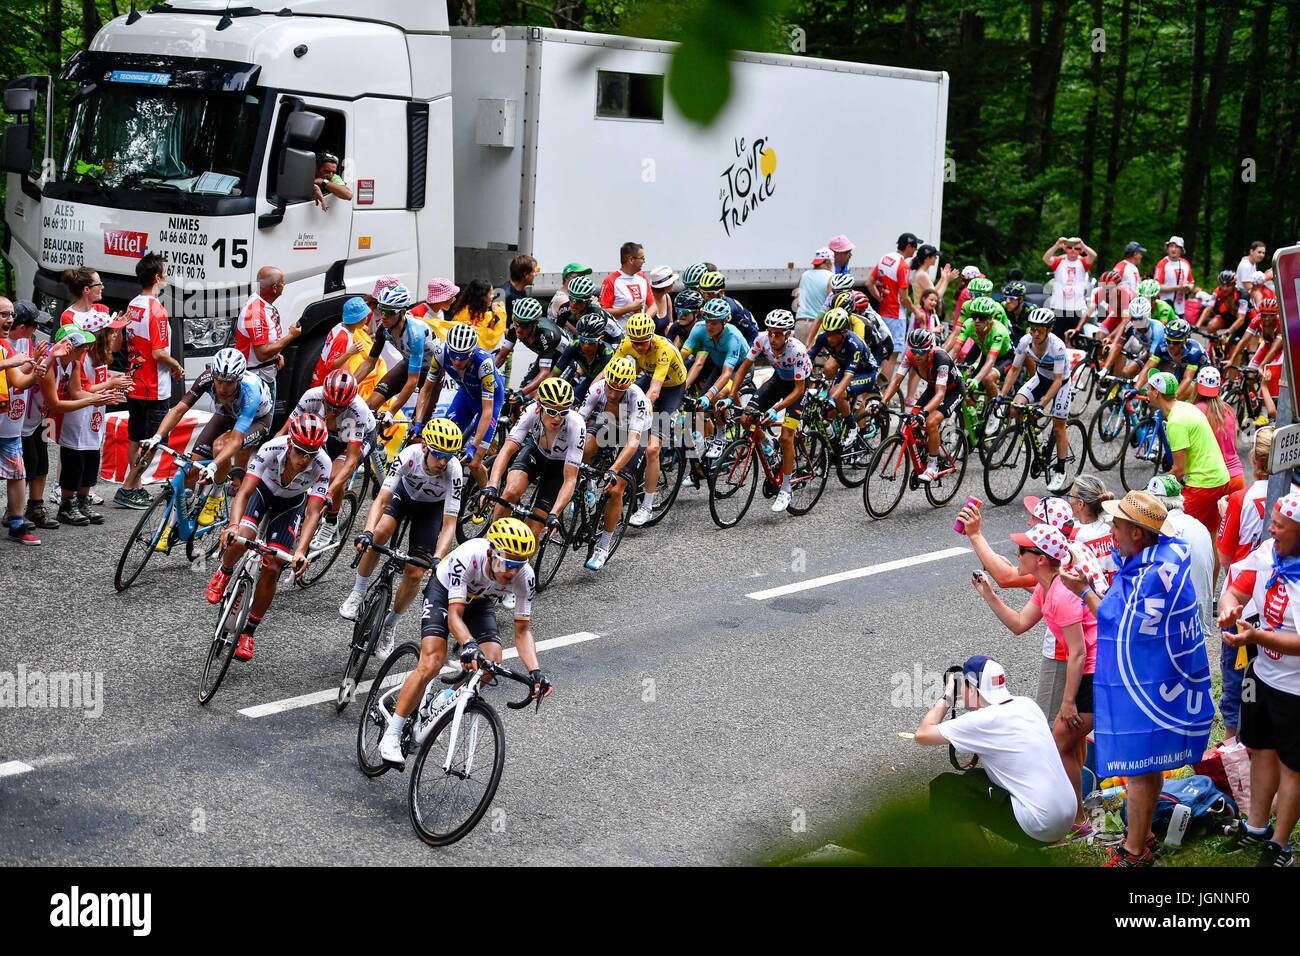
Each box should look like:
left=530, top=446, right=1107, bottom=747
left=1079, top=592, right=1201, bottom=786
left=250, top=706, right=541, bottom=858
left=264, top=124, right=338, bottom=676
left=718, top=136, right=777, bottom=237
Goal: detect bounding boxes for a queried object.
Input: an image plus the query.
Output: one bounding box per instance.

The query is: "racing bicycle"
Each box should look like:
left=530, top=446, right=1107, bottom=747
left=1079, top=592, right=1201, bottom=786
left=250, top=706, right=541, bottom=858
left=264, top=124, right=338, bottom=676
left=199, top=533, right=276, bottom=705
left=707, top=409, right=830, bottom=528
left=862, top=408, right=969, bottom=518
left=980, top=400, right=1087, bottom=505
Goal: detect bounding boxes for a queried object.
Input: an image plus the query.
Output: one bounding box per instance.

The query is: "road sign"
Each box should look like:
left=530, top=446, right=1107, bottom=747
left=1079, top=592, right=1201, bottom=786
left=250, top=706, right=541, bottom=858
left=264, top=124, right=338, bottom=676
left=1275, top=244, right=1300, bottom=398
left=1269, top=421, right=1300, bottom=474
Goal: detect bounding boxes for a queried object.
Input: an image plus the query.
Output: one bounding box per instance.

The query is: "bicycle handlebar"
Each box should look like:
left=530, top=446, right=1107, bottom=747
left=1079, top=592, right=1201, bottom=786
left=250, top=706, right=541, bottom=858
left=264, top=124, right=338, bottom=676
left=439, top=651, right=545, bottom=711
left=479, top=490, right=551, bottom=524
left=351, top=538, right=433, bottom=571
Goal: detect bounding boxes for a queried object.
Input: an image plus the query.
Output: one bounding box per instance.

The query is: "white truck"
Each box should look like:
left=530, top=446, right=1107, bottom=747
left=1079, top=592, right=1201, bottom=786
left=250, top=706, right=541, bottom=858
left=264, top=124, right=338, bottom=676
left=2, top=0, right=948, bottom=401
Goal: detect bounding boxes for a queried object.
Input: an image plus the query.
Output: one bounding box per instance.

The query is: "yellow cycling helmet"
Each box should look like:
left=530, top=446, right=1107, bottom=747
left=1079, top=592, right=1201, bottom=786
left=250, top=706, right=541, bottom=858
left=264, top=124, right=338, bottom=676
left=605, top=356, right=638, bottom=389
left=487, top=517, right=537, bottom=559
left=625, top=312, right=655, bottom=342
left=420, top=417, right=463, bottom=454
left=820, top=307, right=851, bottom=333
left=698, top=270, right=726, bottom=292
left=536, top=376, right=574, bottom=411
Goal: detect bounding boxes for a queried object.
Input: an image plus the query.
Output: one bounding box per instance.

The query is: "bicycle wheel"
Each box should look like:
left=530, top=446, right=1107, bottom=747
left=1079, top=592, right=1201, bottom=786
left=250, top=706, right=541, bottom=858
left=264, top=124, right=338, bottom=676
left=925, top=426, right=969, bottom=507
left=113, top=490, right=172, bottom=593
left=592, top=479, right=637, bottom=562
left=356, top=641, right=420, bottom=777
left=1120, top=416, right=1164, bottom=492
left=1087, top=397, right=1130, bottom=470
left=1068, top=362, right=1094, bottom=418
left=338, top=581, right=392, bottom=712
left=297, top=491, right=358, bottom=590
left=199, top=566, right=254, bottom=706
left=408, top=696, right=506, bottom=847
left=835, top=406, right=887, bottom=488
left=863, top=434, right=909, bottom=519
left=981, top=422, right=1030, bottom=506
left=532, top=503, right=571, bottom=593
left=707, top=439, right=758, bottom=529
left=787, top=432, right=830, bottom=515
left=1040, top=418, right=1090, bottom=489
left=638, top=444, right=685, bottom=527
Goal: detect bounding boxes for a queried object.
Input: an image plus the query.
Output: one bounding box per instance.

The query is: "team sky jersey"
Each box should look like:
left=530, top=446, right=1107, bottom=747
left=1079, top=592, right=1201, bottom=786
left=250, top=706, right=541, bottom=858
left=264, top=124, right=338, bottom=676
left=579, top=379, right=653, bottom=435
left=427, top=340, right=498, bottom=399
left=500, top=320, right=569, bottom=372
left=1012, top=332, right=1069, bottom=377
left=182, top=369, right=273, bottom=431
left=898, top=348, right=962, bottom=392
left=682, top=322, right=748, bottom=369
left=383, top=444, right=464, bottom=512
left=289, top=386, right=377, bottom=444
left=126, top=293, right=171, bottom=401
left=746, top=332, right=812, bottom=382
left=956, top=318, right=1013, bottom=358
left=870, top=252, right=911, bottom=319
left=507, top=405, right=586, bottom=466
left=435, top=537, right=535, bottom=619
left=1154, top=256, right=1195, bottom=313
left=233, top=295, right=284, bottom=384
left=248, top=435, right=331, bottom=499
left=1151, top=338, right=1207, bottom=379
left=555, top=341, right=616, bottom=390
left=858, top=308, right=894, bottom=351
left=384, top=316, right=434, bottom=374
left=610, top=335, right=688, bottom=388
left=809, top=330, right=875, bottom=379
left=1049, top=256, right=1091, bottom=312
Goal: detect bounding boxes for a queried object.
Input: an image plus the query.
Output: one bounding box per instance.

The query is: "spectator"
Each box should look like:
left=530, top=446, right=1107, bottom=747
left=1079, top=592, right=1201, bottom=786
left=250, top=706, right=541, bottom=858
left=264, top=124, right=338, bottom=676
left=59, top=267, right=109, bottom=327
left=1061, top=490, right=1213, bottom=867
left=1217, top=490, right=1300, bottom=867
left=410, top=277, right=459, bottom=324
left=645, top=266, right=678, bottom=331
left=1145, top=371, right=1230, bottom=539
left=972, top=524, right=1097, bottom=839
left=10, top=302, right=57, bottom=531
left=502, top=254, right=538, bottom=317
left=953, top=265, right=982, bottom=322
left=311, top=297, right=375, bottom=390
left=1145, top=474, right=1216, bottom=639
left=794, top=247, right=833, bottom=322
left=547, top=263, right=591, bottom=322
left=914, top=655, right=1076, bottom=849
left=1113, top=241, right=1146, bottom=291
left=913, top=288, right=942, bottom=336
left=446, top=279, right=508, bottom=354
left=1235, top=240, right=1267, bottom=296
left=117, top=253, right=183, bottom=509
left=1154, top=236, right=1195, bottom=319
left=234, top=266, right=299, bottom=402
left=1066, top=474, right=1117, bottom=586
left=68, top=312, right=132, bottom=524
left=0, top=296, right=53, bottom=545
left=827, top=234, right=854, bottom=275
left=312, top=151, right=353, bottom=210
left=1194, top=367, right=1243, bottom=496
left=1041, top=236, right=1097, bottom=339
left=909, top=245, right=954, bottom=324
left=599, top=242, right=651, bottom=327
left=869, top=232, right=922, bottom=377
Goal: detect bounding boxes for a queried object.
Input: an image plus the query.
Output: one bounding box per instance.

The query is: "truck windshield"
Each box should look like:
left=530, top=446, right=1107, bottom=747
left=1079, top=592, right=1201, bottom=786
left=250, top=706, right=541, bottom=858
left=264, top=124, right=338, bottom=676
left=61, top=86, right=263, bottom=196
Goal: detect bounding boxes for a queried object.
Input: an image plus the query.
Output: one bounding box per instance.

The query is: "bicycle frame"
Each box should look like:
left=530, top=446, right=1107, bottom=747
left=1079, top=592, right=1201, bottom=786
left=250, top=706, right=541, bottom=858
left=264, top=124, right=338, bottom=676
left=152, top=446, right=225, bottom=548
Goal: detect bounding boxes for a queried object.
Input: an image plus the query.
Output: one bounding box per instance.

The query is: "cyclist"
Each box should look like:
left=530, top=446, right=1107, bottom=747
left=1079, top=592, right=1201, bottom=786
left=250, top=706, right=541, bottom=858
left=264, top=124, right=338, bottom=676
left=697, top=270, right=760, bottom=346
left=1227, top=295, right=1281, bottom=423
left=376, top=517, right=549, bottom=767
left=1001, top=307, right=1073, bottom=492
left=945, top=294, right=1007, bottom=356
left=139, top=347, right=273, bottom=549
left=1196, top=270, right=1248, bottom=335
left=807, top=307, right=878, bottom=442
left=722, top=309, right=811, bottom=513
left=949, top=297, right=1013, bottom=402
left=1001, top=281, right=1029, bottom=337
left=553, top=312, right=617, bottom=404
left=1076, top=269, right=1131, bottom=339
left=341, top=419, right=463, bottom=656
left=204, top=413, right=332, bottom=662
left=356, top=284, right=433, bottom=414
left=1104, top=295, right=1166, bottom=380
left=483, top=376, right=583, bottom=548
left=578, top=356, right=653, bottom=571
left=604, top=312, right=688, bottom=526
left=680, top=261, right=713, bottom=292
left=959, top=277, right=995, bottom=325
left=663, top=288, right=704, bottom=349
left=554, top=274, right=622, bottom=348
left=1136, top=318, right=1206, bottom=401
left=874, top=328, right=964, bottom=483
left=496, top=297, right=570, bottom=400
left=851, top=290, right=896, bottom=374
left=683, top=297, right=748, bottom=458
left=276, top=369, right=377, bottom=549
left=413, top=323, right=500, bottom=490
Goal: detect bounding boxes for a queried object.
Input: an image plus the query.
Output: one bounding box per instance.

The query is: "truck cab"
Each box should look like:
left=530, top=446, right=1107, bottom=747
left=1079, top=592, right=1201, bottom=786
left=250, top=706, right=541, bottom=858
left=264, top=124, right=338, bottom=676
left=2, top=0, right=453, bottom=407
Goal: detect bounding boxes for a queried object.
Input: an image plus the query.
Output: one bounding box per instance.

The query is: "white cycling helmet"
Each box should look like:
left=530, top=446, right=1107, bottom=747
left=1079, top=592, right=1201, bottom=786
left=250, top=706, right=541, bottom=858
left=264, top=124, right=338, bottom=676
left=377, top=284, right=414, bottom=310
left=1027, top=306, right=1055, bottom=327
left=445, top=322, right=479, bottom=356
left=829, top=273, right=854, bottom=292
left=961, top=265, right=981, bottom=280
left=212, top=347, right=247, bottom=381
left=765, top=309, right=795, bottom=331
left=1252, top=270, right=1267, bottom=284
left=1128, top=296, right=1152, bottom=321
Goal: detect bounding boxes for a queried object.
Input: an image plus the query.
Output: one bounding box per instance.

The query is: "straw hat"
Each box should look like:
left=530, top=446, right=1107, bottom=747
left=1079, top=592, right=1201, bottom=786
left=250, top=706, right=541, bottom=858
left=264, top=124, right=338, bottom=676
left=1101, top=490, right=1177, bottom=535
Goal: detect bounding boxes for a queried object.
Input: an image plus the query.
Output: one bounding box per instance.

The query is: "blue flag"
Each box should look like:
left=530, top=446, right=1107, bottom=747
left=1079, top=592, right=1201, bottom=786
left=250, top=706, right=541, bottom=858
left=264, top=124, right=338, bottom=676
left=1093, top=537, right=1213, bottom=776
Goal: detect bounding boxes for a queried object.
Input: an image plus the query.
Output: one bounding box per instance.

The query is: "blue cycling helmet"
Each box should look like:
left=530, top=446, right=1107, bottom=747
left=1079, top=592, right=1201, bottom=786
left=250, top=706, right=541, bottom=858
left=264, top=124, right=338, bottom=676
left=342, top=297, right=369, bottom=325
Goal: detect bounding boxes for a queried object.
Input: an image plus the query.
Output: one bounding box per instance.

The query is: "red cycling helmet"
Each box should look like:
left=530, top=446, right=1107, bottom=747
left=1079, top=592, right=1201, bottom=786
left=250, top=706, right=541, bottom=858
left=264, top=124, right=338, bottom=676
left=322, top=369, right=359, bottom=408
left=1099, top=269, right=1121, bottom=284
left=851, top=290, right=871, bottom=313
left=1259, top=296, right=1279, bottom=315
left=289, top=412, right=329, bottom=452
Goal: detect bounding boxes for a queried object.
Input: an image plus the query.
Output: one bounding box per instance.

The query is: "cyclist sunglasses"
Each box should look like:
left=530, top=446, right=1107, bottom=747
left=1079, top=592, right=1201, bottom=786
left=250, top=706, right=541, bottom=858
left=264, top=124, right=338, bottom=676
left=425, top=449, right=454, bottom=461
left=540, top=405, right=565, bottom=417
left=497, top=556, right=528, bottom=569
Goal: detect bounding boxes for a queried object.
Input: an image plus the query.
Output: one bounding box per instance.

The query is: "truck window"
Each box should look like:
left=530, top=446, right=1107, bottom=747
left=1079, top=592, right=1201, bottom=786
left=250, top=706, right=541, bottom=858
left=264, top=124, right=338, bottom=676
left=596, top=71, right=664, bottom=122
left=267, top=103, right=346, bottom=204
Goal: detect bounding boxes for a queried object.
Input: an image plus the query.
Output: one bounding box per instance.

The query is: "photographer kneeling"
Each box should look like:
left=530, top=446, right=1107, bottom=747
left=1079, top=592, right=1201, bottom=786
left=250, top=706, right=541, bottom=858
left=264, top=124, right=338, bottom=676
left=914, top=656, right=1076, bottom=848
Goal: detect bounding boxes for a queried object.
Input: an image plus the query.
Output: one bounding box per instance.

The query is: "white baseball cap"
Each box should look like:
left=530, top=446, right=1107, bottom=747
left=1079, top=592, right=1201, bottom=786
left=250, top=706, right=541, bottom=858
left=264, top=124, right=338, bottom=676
left=812, top=247, right=833, bottom=265
left=1167, top=235, right=1186, bottom=249
left=962, top=656, right=1013, bottom=705
left=961, top=265, right=981, bottom=280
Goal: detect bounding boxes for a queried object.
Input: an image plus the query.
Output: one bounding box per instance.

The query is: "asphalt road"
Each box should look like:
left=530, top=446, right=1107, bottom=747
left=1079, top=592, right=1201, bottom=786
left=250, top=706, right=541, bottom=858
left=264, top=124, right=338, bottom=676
left=0, top=459, right=1075, bottom=866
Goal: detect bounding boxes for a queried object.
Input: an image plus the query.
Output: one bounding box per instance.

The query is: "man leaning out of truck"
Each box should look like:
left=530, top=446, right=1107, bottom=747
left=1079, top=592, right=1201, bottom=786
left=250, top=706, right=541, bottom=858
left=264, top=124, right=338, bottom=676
left=313, top=152, right=353, bottom=210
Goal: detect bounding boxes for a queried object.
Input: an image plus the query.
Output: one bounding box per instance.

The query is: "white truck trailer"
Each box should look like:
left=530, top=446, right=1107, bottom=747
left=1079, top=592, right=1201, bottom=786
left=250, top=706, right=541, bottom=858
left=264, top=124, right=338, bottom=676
left=2, top=0, right=948, bottom=400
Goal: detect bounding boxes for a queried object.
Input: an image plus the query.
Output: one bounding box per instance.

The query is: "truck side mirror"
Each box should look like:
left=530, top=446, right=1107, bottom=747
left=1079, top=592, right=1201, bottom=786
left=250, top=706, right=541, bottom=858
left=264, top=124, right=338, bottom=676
left=0, top=86, right=37, bottom=174
left=274, top=110, right=325, bottom=202
left=4, top=89, right=36, bottom=114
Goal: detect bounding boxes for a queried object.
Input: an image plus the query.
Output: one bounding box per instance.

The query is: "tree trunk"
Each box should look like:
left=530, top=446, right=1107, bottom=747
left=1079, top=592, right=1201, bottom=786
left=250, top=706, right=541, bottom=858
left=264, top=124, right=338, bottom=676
left=1203, top=164, right=1214, bottom=269
left=1099, top=0, right=1132, bottom=248
left=1018, top=0, right=1075, bottom=235
left=447, top=0, right=477, bottom=26
left=45, top=0, right=63, bottom=76
left=1223, top=0, right=1272, bottom=266
left=1079, top=0, right=1104, bottom=237
left=551, top=0, right=585, bottom=28
left=903, top=0, right=922, bottom=50
left=1175, top=1, right=1239, bottom=260
left=83, top=0, right=103, bottom=49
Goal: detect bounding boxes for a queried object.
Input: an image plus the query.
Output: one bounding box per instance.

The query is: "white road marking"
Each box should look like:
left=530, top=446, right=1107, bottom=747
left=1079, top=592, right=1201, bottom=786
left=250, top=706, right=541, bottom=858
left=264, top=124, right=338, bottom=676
left=744, top=546, right=970, bottom=600
left=239, top=630, right=602, bottom=719
left=0, top=760, right=35, bottom=779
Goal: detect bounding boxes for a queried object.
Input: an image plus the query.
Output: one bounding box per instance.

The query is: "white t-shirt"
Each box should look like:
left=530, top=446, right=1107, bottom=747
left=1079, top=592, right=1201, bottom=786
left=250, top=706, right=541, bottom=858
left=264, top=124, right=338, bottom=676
left=1165, top=509, right=1216, bottom=638
left=1049, top=256, right=1091, bottom=312
left=435, top=537, right=535, bottom=620
left=1072, top=518, right=1118, bottom=587
left=1233, top=539, right=1300, bottom=696
left=1235, top=256, right=1258, bottom=294
left=1116, top=259, right=1141, bottom=291
left=936, top=696, right=1077, bottom=842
